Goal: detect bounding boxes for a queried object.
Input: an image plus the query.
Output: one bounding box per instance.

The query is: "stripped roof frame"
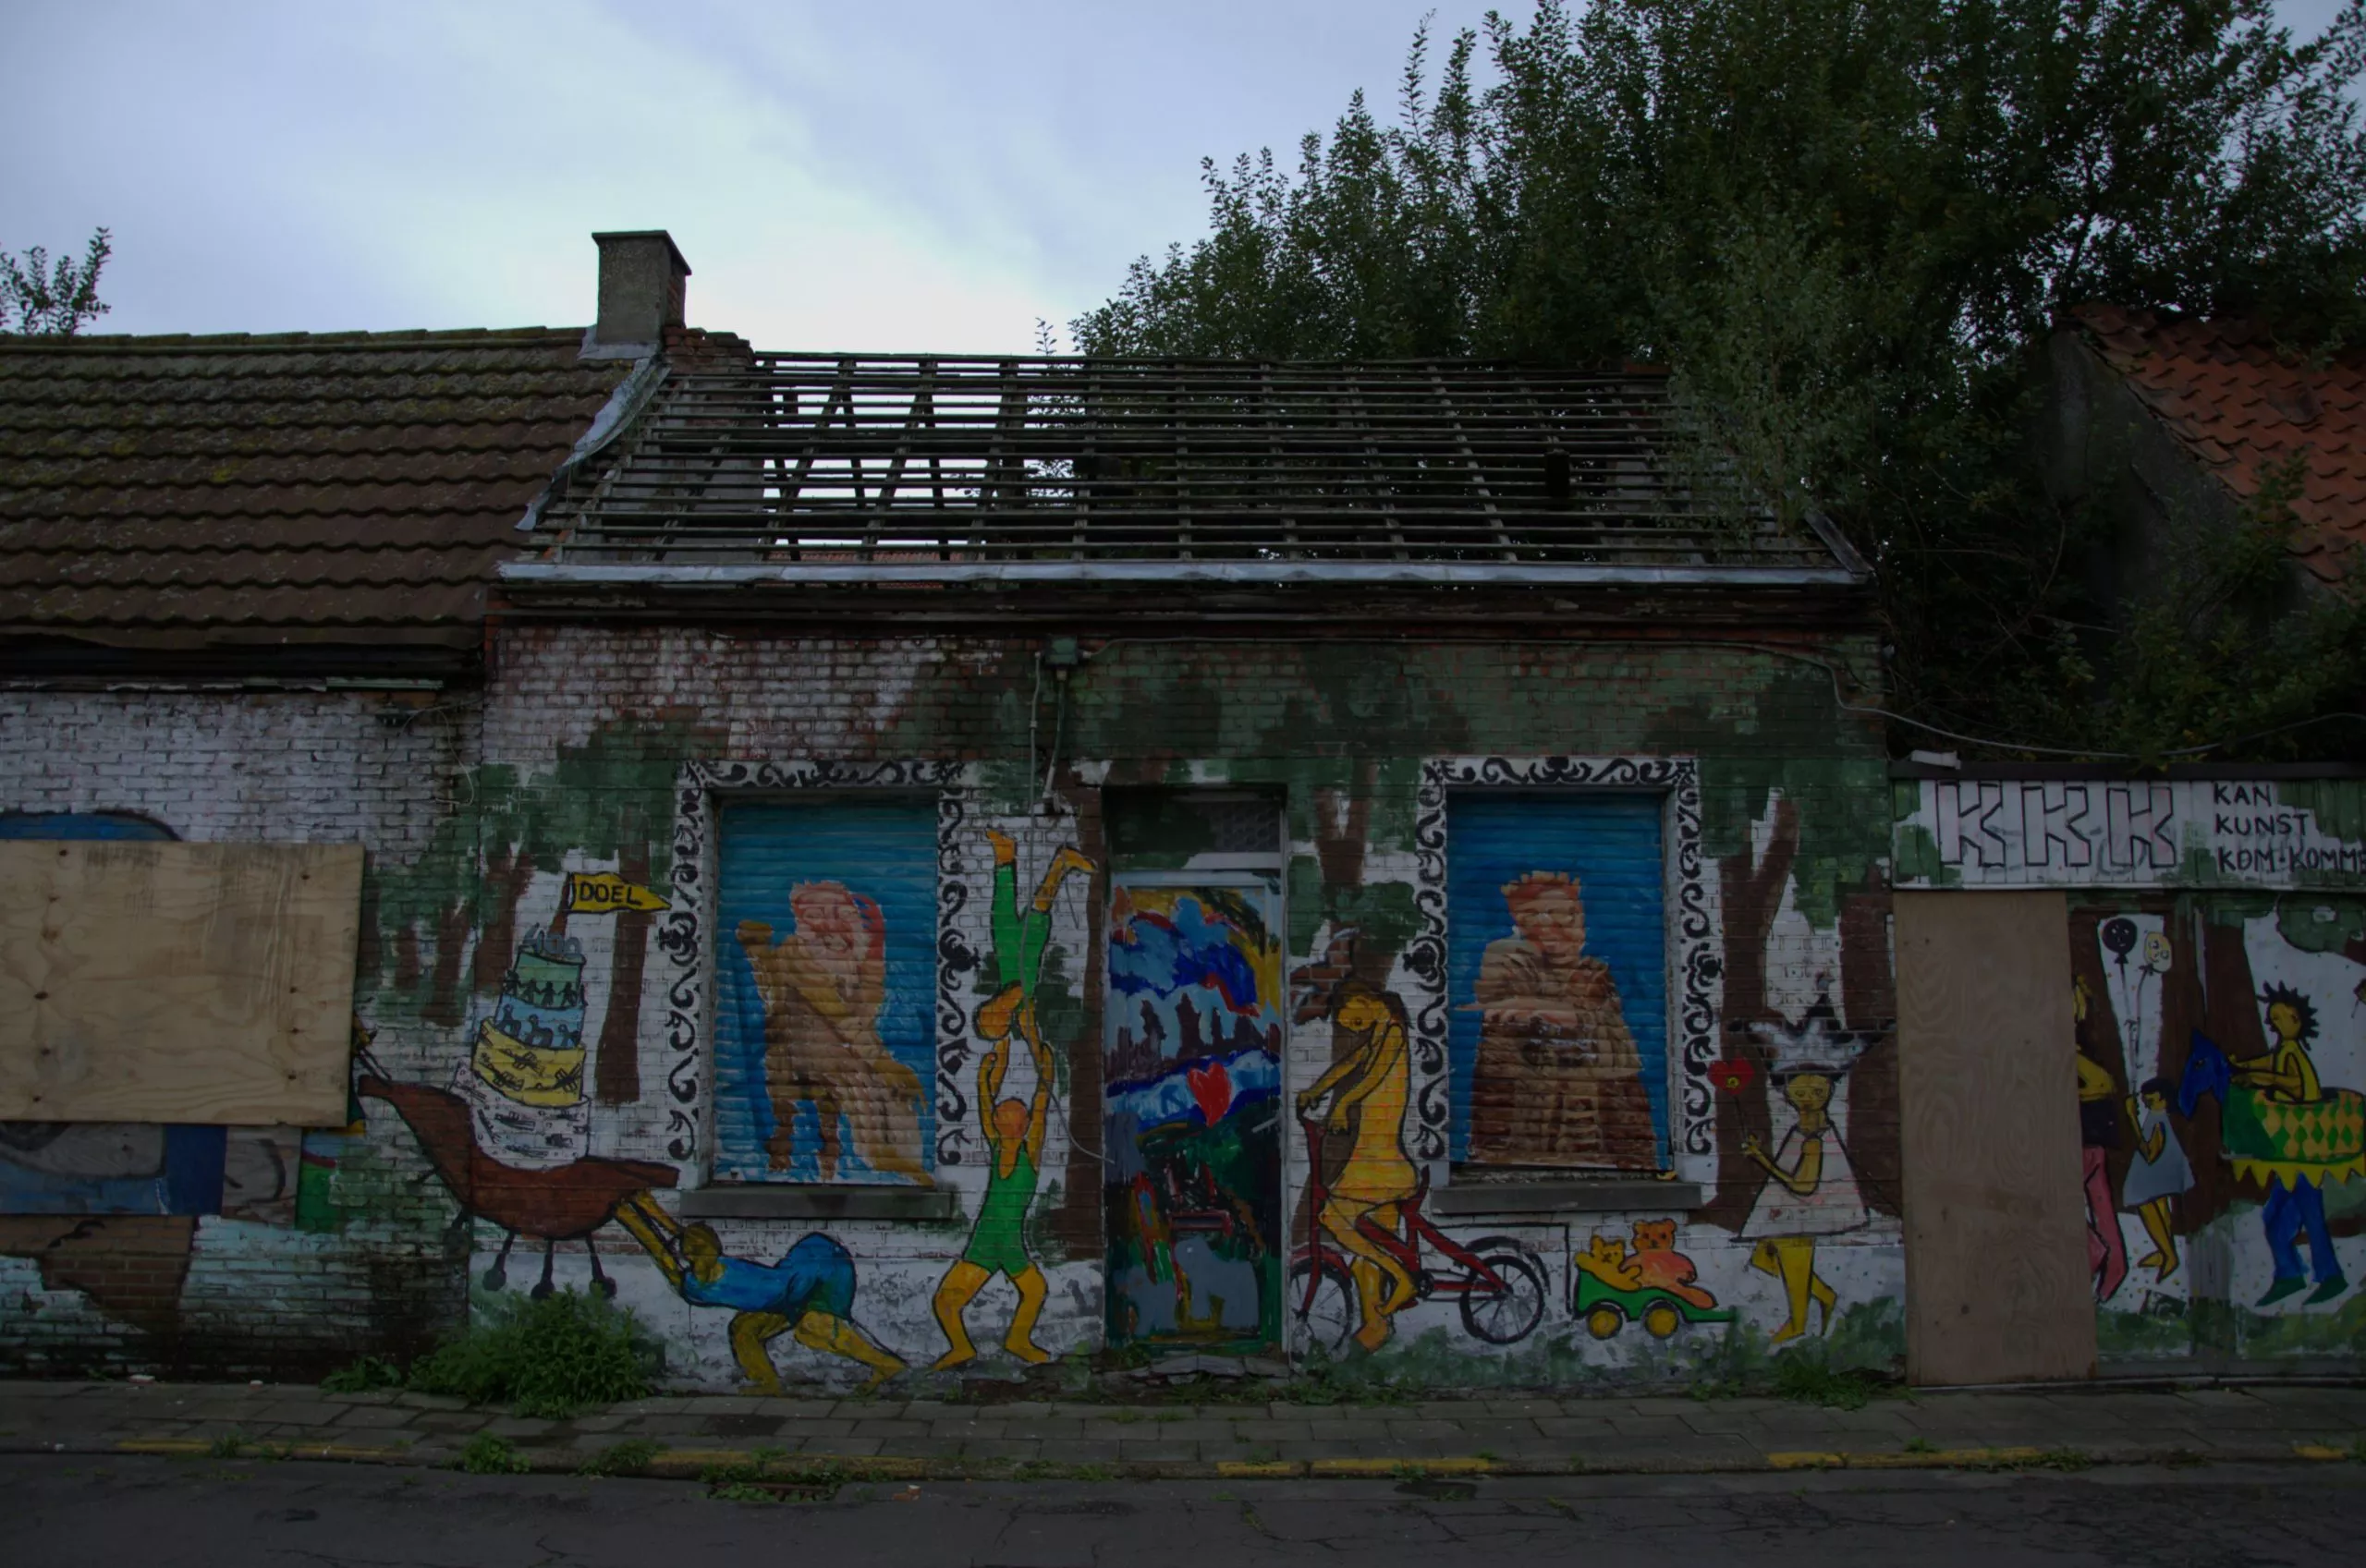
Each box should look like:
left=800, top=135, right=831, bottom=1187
left=508, top=353, right=1868, bottom=590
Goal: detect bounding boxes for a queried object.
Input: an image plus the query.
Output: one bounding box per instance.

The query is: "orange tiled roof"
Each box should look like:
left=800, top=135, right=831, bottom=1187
left=2073, top=303, right=2366, bottom=588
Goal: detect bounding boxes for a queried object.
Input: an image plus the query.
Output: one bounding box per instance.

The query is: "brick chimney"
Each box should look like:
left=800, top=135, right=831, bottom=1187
left=584, top=230, right=689, bottom=359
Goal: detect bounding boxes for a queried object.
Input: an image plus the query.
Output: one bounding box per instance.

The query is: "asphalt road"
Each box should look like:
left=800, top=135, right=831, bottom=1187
left=6, top=1453, right=2362, bottom=1566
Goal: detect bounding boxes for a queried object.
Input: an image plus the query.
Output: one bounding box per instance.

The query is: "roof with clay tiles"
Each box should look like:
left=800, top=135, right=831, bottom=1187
left=0, top=326, right=634, bottom=664
left=2072, top=303, right=2366, bottom=589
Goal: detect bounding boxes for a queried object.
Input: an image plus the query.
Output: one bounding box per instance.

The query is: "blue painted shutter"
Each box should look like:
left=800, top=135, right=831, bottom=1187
left=1445, top=794, right=1669, bottom=1167
left=713, top=799, right=938, bottom=1184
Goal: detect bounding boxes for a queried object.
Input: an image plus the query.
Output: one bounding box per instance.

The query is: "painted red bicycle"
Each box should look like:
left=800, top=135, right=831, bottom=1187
left=1288, top=1119, right=1548, bottom=1351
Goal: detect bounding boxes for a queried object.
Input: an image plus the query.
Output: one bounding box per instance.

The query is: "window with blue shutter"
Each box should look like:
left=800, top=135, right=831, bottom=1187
left=1446, top=794, right=1670, bottom=1171
left=713, top=800, right=938, bottom=1185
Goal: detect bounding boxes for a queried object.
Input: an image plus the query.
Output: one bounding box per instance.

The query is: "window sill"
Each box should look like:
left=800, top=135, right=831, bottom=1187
left=677, top=1185, right=960, bottom=1222
left=1431, top=1179, right=1703, bottom=1216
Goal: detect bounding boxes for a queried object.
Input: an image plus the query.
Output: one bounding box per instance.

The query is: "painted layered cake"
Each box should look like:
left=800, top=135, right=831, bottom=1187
left=459, top=926, right=590, bottom=1168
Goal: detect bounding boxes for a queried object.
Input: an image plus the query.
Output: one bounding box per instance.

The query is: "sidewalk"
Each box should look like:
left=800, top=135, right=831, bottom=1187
left=3, top=1379, right=2361, bottom=1481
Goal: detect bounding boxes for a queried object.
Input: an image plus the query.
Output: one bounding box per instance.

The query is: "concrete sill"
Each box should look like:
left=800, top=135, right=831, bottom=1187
left=677, top=1185, right=959, bottom=1222
left=1431, top=1179, right=1703, bottom=1216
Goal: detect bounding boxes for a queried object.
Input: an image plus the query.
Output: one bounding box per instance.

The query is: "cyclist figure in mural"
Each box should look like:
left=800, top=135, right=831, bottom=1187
left=612, top=1193, right=906, bottom=1392
left=1295, top=983, right=1420, bottom=1353
left=1465, top=871, right=1658, bottom=1168
left=737, top=881, right=925, bottom=1182
left=931, top=829, right=1093, bottom=1368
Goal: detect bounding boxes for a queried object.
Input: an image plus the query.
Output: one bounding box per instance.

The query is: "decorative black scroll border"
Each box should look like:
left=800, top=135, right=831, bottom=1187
left=666, top=759, right=971, bottom=1171
left=1409, top=756, right=1717, bottom=1160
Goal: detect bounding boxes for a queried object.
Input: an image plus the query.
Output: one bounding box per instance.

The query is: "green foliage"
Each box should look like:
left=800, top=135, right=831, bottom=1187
left=1078, top=0, right=2366, bottom=760
left=2, top=228, right=110, bottom=335
left=576, top=1437, right=661, bottom=1477
left=457, top=1432, right=531, bottom=1475
left=320, top=1355, right=405, bottom=1394
left=1770, top=1349, right=1888, bottom=1409
left=407, top=1288, right=658, bottom=1418
left=204, top=1430, right=248, bottom=1459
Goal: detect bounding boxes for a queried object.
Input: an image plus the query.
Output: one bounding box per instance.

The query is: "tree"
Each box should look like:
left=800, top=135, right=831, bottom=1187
left=1074, top=1, right=2366, bottom=761
left=3, top=228, right=112, bottom=335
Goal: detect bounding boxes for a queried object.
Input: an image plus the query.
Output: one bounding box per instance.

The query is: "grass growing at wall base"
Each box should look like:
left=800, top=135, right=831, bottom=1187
left=406, top=1289, right=659, bottom=1418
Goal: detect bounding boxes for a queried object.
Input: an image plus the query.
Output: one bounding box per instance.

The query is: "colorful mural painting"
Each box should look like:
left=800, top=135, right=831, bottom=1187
left=1737, top=1003, right=1875, bottom=1344
left=2063, top=894, right=2365, bottom=1360
left=1572, top=1219, right=1732, bottom=1341
left=714, top=801, right=938, bottom=1185
left=932, top=830, right=1094, bottom=1368
left=612, top=1196, right=906, bottom=1392
left=1289, top=983, right=1551, bottom=1356
left=1104, top=879, right=1287, bottom=1351
left=1445, top=795, right=1668, bottom=1170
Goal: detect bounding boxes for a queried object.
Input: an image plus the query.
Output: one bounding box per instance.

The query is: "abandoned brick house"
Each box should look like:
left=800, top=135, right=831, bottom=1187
left=2, top=233, right=2358, bottom=1392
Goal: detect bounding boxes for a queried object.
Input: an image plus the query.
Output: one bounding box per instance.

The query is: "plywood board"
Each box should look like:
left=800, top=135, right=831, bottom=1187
left=0, top=842, right=361, bottom=1124
left=1895, top=889, right=2094, bottom=1385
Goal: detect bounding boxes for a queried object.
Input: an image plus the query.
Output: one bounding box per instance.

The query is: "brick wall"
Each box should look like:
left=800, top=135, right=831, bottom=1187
left=0, top=690, right=473, bottom=1376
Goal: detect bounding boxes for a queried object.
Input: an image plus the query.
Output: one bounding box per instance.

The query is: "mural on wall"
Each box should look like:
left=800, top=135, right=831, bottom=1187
left=1699, top=785, right=1902, bottom=1353
left=1572, top=1219, right=1732, bottom=1342
left=1735, top=1005, right=1874, bottom=1344
left=1445, top=795, right=1670, bottom=1170
left=366, top=861, right=681, bottom=1295
left=932, top=830, right=1093, bottom=1369
left=612, top=1196, right=905, bottom=1392
left=2183, top=987, right=2360, bottom=1306
left=714, top=800, right=938, bottom=1185
left=1293, top=984, right=1419, bottom=1352
left=1289, top=983, right=1550, bottom=1355
left=2064, top=893, right=2363, bottom=1359
left=1897, top=777, right=2366, bottom=886
left=1104, top=880, right=1287, bottom=1351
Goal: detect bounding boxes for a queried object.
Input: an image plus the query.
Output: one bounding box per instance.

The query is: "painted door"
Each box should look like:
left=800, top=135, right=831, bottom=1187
left=1103, top=876, right=1287, bottom=1352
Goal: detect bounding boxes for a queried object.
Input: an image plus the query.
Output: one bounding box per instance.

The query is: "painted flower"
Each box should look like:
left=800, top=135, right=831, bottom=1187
left=1710, top=1056, right=1756, bottom=1097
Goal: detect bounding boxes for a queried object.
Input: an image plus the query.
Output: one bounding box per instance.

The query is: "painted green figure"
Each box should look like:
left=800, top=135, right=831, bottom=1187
left=932, top=830, right=1093, bottom=1368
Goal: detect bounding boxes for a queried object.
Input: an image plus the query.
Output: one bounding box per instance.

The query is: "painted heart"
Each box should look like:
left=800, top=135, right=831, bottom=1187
left=1186, top=1060, right=1233, bottom=1125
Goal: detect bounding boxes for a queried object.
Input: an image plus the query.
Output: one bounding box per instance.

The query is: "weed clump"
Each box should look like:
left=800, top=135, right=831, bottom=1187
left=458, top=1432, right=531, bottom=1475
left=1770, top=1352, right=1887, bottom=1411
left=409, top=1289, right=658, bottom=1418
left=578, top=1437, right=661, bottom=1477
left=320, top=1355, right=404, bottom=1394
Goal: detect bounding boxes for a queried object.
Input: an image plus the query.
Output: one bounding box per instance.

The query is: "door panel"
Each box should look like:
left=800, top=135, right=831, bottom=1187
left=1103, top=878, right=1286, bottom=1352
left=1896, top=889, right=2095, bottom=1384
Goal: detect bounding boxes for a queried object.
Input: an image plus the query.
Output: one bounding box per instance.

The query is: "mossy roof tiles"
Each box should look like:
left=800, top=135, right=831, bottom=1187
left=0, top=327, right=629, bottom=650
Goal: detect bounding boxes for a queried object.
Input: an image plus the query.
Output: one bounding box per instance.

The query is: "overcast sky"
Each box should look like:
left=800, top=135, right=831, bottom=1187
left=4, top=2, right=2353, bottom=351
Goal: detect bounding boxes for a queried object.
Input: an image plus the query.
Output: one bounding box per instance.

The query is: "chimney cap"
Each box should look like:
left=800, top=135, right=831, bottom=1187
left=591, top=229, right=691, bottom=277
left=586, top=230, right=690, bottom=359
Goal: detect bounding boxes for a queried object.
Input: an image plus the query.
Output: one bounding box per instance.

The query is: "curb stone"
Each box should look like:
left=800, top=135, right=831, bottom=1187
left=5, top=1435, right=2348, bottom=1481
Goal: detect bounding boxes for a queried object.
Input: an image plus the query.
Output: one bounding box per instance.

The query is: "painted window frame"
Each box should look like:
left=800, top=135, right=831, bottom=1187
left=1408, top=756, right=1717, bottom=1182
left=665, top=760, right=977, bottom=1186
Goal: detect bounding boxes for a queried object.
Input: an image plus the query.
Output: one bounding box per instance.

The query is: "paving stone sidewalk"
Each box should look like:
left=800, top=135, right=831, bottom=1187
left=2, top=1379, right=2360, bottom=1480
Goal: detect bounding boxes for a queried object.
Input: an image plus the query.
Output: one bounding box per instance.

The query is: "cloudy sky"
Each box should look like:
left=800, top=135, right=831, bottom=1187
left=5, top=2, right=2352, bottom=351
left=4, top=1, right=1503, bottom=349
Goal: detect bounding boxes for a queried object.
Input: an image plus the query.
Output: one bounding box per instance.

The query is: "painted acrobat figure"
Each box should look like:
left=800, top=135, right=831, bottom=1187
left=931, top=829, right=1094, bottom=1368
left=613, top=1192, right=906, bottom=1392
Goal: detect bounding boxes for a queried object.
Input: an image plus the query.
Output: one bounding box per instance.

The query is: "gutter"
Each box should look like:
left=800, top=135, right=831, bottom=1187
left=498, top=560, right=1866, bottom=589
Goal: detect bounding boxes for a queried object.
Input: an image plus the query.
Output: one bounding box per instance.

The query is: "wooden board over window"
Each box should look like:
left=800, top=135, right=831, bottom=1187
left=0, top=842, right=362, bottom=1124
left=1896, top=889, right=2093, bottom=1385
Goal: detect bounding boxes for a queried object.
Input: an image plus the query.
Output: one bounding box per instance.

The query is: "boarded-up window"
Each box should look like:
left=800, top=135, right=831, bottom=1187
left=0, top=842, right=362, bottom=1125
left=712, top=800, right=938, bottom=1185
left=1447, top=795, right=1669, bottom=1170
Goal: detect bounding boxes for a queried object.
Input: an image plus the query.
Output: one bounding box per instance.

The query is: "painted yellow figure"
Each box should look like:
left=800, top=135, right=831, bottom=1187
left=1295, top=984, right=1419, bottom=1352
left=612, top=1193, right=905, bottom=1392
left=1740, top=1069, right=1867, bottom=1343
left=932, top=829, right=1093, bottom=1369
